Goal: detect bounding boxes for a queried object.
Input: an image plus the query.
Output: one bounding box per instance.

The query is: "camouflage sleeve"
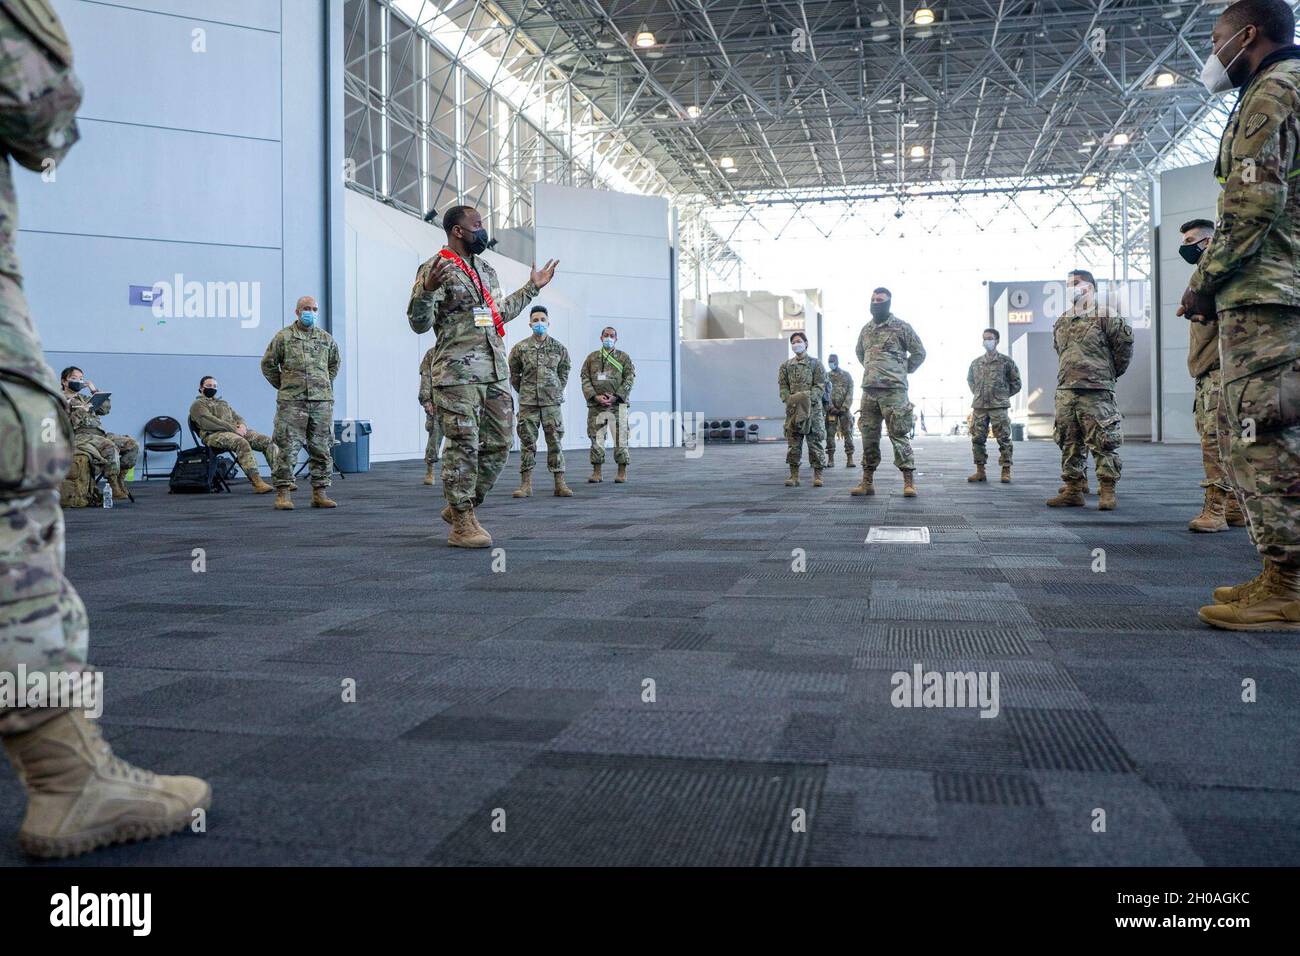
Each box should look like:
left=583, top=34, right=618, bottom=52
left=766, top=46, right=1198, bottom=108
left=1190, top=85, right=1297, bottom=295
left=580, top=355, right=595, bottom=402
left=1106, top=316, right=1135, bottom=378
left=495, top=279, right=542, bottom=325
left=417, top=354, right=432, bottom=405
left=813, top=360, right=827, bottom=393
left=0, top=4, right=82, bottom=172
left=778, top=362, right=789, bottom=403
left=616, top=353, right=635, bottom=402
left=407, top=259, right=449, bottom=335
left=328, top=337, right=340, bottom=381
left=966, top=359, right=976, bottom=395
left=508, top=343, right=522, bottom=394
left=1006, top=357, right=1022, bottom=397
left=558, top=346, right=571, bottom=388
left=854, top=328, right=865, bottom=366
left=260, top=331, right=282, bottom=389
left=188, top=400, right=228, bottom=434
left=905, top=325, right=926, bottom=373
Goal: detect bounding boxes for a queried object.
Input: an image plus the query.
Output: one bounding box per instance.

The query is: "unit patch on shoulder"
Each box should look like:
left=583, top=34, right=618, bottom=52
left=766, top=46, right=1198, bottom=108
left=1244, top=112, right=1270, bottom=139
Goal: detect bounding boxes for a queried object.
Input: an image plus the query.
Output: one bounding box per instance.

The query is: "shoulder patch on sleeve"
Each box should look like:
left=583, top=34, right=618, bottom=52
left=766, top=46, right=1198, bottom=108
left=1244, top=111, right=1269, bottom=139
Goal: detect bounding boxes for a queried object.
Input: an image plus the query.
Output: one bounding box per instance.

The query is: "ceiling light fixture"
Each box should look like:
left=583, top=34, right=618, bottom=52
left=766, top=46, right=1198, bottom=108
left=686, top=104, right=702, bottom=118
left=1155, top=72, right=1175, bottom=88
left=1111, top=132, right=1130, bottom=146
left=909, top=144, right=926, bottom=158
left=914, top=8, right=936, bottom=26
left=634, top=24, right=656, bottom=47
left=719, top=156, right=735, bottom=169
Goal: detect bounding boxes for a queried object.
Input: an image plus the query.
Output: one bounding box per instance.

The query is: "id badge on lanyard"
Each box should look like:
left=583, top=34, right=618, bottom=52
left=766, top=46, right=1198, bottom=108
left=473, top=306, right=493, bottom=328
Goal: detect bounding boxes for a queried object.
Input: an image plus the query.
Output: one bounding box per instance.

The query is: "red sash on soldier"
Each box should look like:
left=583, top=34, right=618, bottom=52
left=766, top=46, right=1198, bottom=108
left=438, top=248, right=504, bottom=336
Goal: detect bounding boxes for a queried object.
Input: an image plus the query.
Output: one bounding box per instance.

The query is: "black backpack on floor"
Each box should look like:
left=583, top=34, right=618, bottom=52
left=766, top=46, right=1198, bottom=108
left=168, top=447, right=235, bottom=493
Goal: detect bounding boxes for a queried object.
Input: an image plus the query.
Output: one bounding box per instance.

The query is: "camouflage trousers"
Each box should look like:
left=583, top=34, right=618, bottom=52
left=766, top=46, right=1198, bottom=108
left=587, top=403, right=629, bottom=466
left=74, top=431, right=137, bottom=480
left=971, top=406, right=1013, bottom=466
left=0, top=377, right=92, bottom=737
left=1054, top=388, right=1122, bottom=481
left=424, top=412, right=443, bottom=465
left=786, top=402, right=827, bottom=468
left=825, top=410, right=855, bottom=458
left=517, top=404, right=565, bottom=474
left=433, top=382, right=513, bottom=512
left=1193, top=369, right=1231, bottom=492
left=1218, top=326, right=1300, bottom=563
left=204, top=429, right=278, bottom=479
left=272, top=399, right=334, bottom=490
left=859, top=387, right=914, bottom=472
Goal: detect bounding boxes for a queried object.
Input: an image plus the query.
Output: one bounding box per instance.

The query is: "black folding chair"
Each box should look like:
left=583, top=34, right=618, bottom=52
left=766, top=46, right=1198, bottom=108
left=187, top=419, right=236, bottom=493
left=141, top=415, right=183, bottom=479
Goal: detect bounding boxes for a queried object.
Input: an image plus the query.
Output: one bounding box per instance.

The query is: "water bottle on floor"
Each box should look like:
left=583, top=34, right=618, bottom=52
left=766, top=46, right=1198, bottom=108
left=100, top=478, right=113, bottom=509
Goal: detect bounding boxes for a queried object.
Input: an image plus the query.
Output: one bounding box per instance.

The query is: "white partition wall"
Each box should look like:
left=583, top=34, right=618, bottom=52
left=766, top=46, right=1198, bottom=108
left=532, top=183, right=677, bottom=451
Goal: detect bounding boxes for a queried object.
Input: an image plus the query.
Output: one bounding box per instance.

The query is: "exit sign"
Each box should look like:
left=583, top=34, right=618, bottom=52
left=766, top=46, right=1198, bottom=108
left=1008, top=310, right=1034, bottom=324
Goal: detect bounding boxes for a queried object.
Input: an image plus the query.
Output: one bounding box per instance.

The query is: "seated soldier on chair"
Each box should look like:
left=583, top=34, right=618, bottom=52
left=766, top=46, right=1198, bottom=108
left=60, top=366, right=136, bottom=503
left=188, top=375, right=277, bottom=493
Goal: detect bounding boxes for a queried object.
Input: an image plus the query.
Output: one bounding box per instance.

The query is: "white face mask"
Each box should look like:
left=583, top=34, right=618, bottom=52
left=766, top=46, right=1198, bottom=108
left=1201, top=26, right=1249, bottom=95
left=983, top=338, right=997, bottom=352
left=792, top=342, right=807, bottom=355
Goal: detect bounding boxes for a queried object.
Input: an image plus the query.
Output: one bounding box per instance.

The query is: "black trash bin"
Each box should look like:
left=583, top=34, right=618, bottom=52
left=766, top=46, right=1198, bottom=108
left=333, top=419, right=372, bottom=473
left=1011, top=422, right=1026, bottom=442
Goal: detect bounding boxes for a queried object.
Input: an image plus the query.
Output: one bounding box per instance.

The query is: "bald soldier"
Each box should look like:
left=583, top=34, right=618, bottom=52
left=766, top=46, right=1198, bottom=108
left=261, top=295, right=341, bottom=510
left=407, top=204, right=558, bottom=547
left=581, top=326, right=636, bottom=483
left=0, top=0, right=209, bottom=858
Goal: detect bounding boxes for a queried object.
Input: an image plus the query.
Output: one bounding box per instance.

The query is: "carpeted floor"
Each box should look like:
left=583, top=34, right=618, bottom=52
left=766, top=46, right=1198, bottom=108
left=3, top=435, right=1297, bottom=866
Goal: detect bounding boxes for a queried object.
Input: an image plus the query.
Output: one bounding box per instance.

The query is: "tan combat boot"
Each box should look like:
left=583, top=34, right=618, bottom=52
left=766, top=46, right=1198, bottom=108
left=274, top=488, right=294, bottom=510
left=902, top=470, right=918, bottom=497
left=1000, top=464, right=1011, bottom=483
left=108, top=473, right=132, bottom=503
left=441, top=503, right=454, bottom=525
left=785, top=465, right=801, bottom=487
left=2, top=711, right=211, bottom=859
left=311, top=488, right=337, bottom=508
left=967, top=464, right=987, bottom=483
left=588, top=464, right=602, bottom=483
left=423, top=464, right=435, bottom=486
left=1097, top=478, right=1117, bottom=511
left=846, top=452, right=855, bottom=468
left=553, top=472, right=573, bottom=497
left=249, top=472, right=274, bottom=494
left=1214, top=559, right=1278, bottom=605
left=512, top=471, right=533, bottom=498
left=1188, top=486, right=1228, bottom=533
left=850, top=468, right=875, bottom=496
left=448, top=506, right=492, bottom=548
left=1224, top=492, right=1247, bottom=527
left=813, top=468, right=824, bottom=487
left=1046, top=480, right=1085, bottom=507
left=1200, top=562, right=1300, bottom=631
left=615, top=464, right=627, bottom=483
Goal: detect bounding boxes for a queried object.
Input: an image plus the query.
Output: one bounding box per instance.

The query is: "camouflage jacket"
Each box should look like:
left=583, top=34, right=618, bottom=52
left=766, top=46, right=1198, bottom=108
left=826, top=367, right=854, bottom=413
left=855, top=314, right=926, bottom=389
left=65, top=390, right=109, bottom=436
left=1186, top=316, right=1220, bottom=380
left=967, top=352, right=1022, bottom=409
left=418, top=346, right=436, bottom=407
left=0, top=0, right=81, bottom=400
left=580, top=348, right=635, bottom=406
left=260, top=321, right=339, bottom=401
left=509, top=335, right=570, bottom=407
left=406, top=249, right=539, bottom=387
left=1052, top=303, right=1133, bottom=391
left=1189, top=53, right=1300, bottom=314
left=778, top=354, right=826, bottom=406
left=188, top=395, right=245, bottom=437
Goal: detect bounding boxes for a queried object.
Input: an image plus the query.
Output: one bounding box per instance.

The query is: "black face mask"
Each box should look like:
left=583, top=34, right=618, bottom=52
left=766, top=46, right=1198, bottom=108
left=1179, top=242, right=1207, bottom=265
left=870, top=300, right=891, bottom=320
left=463, top=227, right=489, bottom=256
left=202, top=387, right=218, bottom=398
left=67, top=380, right=85, bottom=392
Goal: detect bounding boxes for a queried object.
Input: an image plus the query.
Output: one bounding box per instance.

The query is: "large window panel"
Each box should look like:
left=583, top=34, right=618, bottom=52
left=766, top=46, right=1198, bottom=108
left=386, top=10, right=421, bottom=209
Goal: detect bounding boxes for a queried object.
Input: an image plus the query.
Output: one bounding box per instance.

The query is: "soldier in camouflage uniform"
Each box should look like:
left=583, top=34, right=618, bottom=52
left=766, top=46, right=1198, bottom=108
left=824, top=353, right=855, bottom=467
left=1178, top=0, right=1300, bottom=631
left=407, top=204, right=558, bottom=547
left=778, top=331, right=828, bottom=487
left=851, top=288, right=926, bottom=498
left=188, top=375, right=276, bottom=493
left=509, top=305, right=573, bottom=498
left=581, top=326, right=636, bottom=484
left=0, top=0, right=208, bottom=858
left=1045, top=270, right=1134, bottom=511
left=966, top=328, right=1022, bottom=484
left=1178, top=219, right=1248, bottom=532
left=418, top=345, right=443, bottom=485
left=261, top=295, right=340, bottom=510
left=60, top=366, right=137, bottom=502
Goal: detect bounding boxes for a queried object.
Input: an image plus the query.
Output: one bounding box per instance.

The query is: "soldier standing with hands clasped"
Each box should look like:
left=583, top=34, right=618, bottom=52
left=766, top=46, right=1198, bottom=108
left=966, top=329, right=1022, bottom=484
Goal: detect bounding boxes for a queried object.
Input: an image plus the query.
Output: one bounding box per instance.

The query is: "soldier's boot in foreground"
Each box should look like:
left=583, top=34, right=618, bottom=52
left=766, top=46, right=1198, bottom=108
left=615, top=464, right=627, bottom=483
left=846, top=453, right=855, bottom=468
left=588, top=464, right=602, bottom=483
left=813, top=468, right=824, bottom=488
left=274, top=488, right=294, bottom=510
left=850, top=468, right=875, bottom=496
left=1214, top=559, right=1281, bottom=605
left=1000, top=465, right=1011, bottom=483
left=423, top=464, right=435, bottom=486
left=448, top=506, right=492, bottom=548
left=248, top=472, right=274, bottom=494
left=967, top=464, right=987, bottom=483
left=553, top=472, right=574, bottom=497
left=311, top=488, right=337, bottom=509
left=441, top=503, right=454, bottom=525
left=1189, top=486, right=1228, bottom=533
left=902, top=470, right=918, bottom=498
left=1046, top=480, right=1086, bottom=508
left=785, top=465, right=800, bottom=487
left=1200, top=562, right=1300, bottom=631
left=512, top=471, right=533, bottom=498
left=2, top=711, right=210, bottom=860
left=1097, top=478, right=1117, bottom=511
left=1224, top=492, right=1247, bottom=527
left=1062, top=478, right=1093, bottom=495
left=108, top=473, right=132, bottom=503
